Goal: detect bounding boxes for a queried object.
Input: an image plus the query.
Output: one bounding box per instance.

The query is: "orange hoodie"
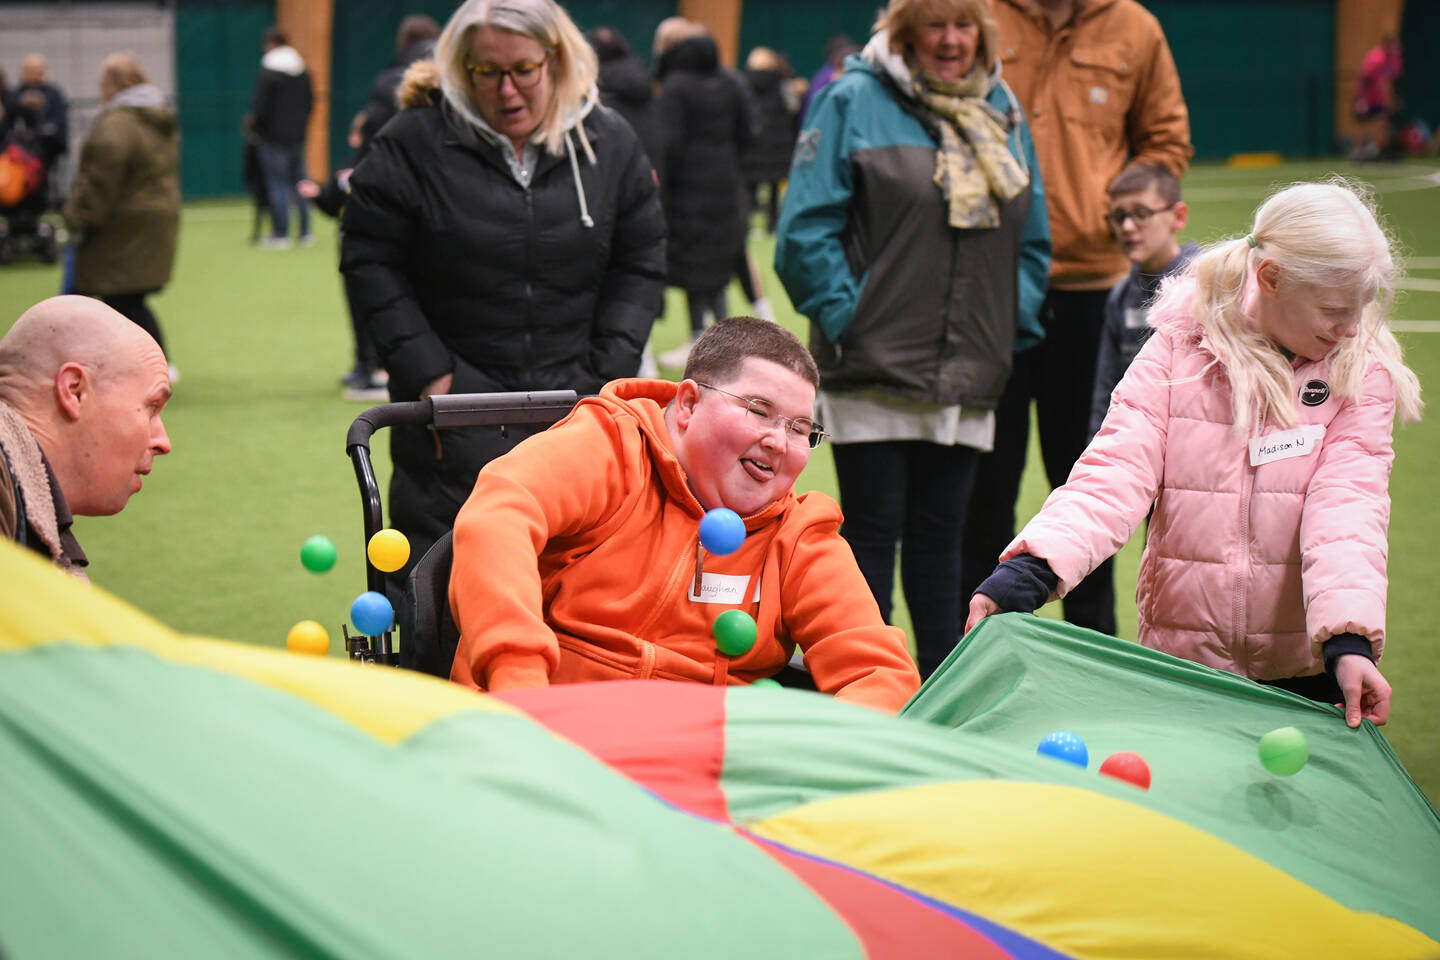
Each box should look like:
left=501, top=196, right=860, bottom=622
left=448, top=379, right=921, bottom=713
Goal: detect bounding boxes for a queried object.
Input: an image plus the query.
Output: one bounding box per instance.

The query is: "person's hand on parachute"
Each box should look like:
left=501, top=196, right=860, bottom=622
left=1334, top=654, right=1391, bottom=728
left=965, top=593, right=1001, bottom=634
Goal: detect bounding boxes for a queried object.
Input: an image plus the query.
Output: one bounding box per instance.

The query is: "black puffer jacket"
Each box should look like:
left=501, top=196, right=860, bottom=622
left=596, top=54, right=663, bottom=173
left=340, top=74, right=666, bottom=553
left=656, top=36, right=757, bottom=292
left=740, top=68, right=798, bottom=185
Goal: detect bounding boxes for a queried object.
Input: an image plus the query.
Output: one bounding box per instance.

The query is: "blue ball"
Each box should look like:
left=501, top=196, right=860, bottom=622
left=350, top=591, right=394, bottom=637
left=698, top=508, right=746, bottom=555
left=1037, top=730, right=1089, bottom=768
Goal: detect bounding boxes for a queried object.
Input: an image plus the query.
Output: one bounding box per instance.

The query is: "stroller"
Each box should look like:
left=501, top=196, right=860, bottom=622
left=0, top=118, right=60, bottom=264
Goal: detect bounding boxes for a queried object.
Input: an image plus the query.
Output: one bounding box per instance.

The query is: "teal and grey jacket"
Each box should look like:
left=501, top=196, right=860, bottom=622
left=775, top=46, right=1050, bottom=409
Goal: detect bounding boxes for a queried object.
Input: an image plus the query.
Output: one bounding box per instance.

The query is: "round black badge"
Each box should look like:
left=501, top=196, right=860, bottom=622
left=1300, top=379, right=1330, bottom=406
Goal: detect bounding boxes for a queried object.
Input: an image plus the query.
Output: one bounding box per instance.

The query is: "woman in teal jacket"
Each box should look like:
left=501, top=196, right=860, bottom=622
left=774, top=0, right=1049, bottom=678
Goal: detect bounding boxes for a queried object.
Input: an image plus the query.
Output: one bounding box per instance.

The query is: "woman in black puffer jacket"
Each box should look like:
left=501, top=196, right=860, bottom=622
left=341, top=0, right=666, bottom=579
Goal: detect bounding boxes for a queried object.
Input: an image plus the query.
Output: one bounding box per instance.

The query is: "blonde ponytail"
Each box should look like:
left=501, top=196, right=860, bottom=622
left=1188, top=179, right=1422, bottom=430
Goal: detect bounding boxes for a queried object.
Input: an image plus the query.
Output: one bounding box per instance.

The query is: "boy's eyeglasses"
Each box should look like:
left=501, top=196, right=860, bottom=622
left=464, top=54, right=549, bottom=90
left=1106, top=204, right=1176, bottom=231
left=695, top=382, right=827, bottom=449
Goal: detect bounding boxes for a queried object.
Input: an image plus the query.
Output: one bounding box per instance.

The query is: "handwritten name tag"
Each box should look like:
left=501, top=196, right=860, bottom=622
left=689, top=572, right=761, bottom=605
left=1249, top=424, right=1325, bottom=467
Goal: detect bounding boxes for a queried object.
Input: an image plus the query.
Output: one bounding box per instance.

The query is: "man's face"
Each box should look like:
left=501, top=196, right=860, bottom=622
left=1108, top=186, right=1184, bottom=271
left=675, top=358, right=816, bottom=517
left=70, top=346, right=172, bottom=516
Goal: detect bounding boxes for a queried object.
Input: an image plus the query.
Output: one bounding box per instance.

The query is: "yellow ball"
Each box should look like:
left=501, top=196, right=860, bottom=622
left=367, top=528, right=411, bottom=573
left=286, top=620, right=330, bottom=656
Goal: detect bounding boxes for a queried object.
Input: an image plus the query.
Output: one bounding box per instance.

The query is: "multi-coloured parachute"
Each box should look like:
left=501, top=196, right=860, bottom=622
left=2, top=539, right=1437, bottom=958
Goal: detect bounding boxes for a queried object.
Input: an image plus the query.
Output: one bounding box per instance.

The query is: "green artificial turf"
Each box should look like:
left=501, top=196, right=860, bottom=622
left=2, top=159, right=1437, bottom=804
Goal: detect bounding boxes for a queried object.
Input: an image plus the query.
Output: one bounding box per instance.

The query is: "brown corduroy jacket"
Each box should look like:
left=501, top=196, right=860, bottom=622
left=992, top=0, right=1192, bottom=289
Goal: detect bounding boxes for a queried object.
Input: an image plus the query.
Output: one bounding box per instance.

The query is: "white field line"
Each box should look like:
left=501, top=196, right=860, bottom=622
left=1396, top=277, right=1440, bottom=293
left=1184, top=168, right=1440, bottom=202
left=1391, top=320, right=1440, bottom=332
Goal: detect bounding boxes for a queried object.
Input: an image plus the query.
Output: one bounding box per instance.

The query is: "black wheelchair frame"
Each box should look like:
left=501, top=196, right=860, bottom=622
left=343, top=390, right=579, bottom=666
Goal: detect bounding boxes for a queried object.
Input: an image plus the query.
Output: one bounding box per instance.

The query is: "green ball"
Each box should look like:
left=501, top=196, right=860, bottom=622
left=713, top=609, right=757, bottom=656
left=750, top=677, right=781, bottom=689
left=1258, top=726, right=1309, bottom=776
left=300, top=535, right=337, bottom=574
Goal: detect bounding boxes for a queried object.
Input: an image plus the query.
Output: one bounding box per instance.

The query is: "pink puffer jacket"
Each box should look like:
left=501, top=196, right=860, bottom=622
left=1004, top=280, right=1396, bottom=681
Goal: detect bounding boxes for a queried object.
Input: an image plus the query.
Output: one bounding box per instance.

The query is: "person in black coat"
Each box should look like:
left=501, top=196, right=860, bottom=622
left=250, top=27, right=314, bottom=246
left=352, top=15, right=441, bottom=163
left=586, top=26, right=663, bottom=172
left=740, top=47, right=800, bottom=235
left=306, top=14, right=439, bottom=397
left=340, top=0, right=666, bottom=592
left=653, top=24, right=758, bottom=369
left=9, top=54, right=68, bottom=169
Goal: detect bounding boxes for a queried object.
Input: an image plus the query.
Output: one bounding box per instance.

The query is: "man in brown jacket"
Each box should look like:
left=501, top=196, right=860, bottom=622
left=962, top=0, right=1191, bottom=635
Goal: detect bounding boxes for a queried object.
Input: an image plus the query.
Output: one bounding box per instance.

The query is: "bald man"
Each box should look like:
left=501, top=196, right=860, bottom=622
left=0, top=296, right=172, bottom=576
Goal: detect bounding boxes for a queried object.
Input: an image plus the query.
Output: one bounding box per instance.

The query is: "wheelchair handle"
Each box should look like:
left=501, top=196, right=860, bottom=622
left=343, top=390, right=579, bottom=664
left=344, top=391, right=580, bottom=451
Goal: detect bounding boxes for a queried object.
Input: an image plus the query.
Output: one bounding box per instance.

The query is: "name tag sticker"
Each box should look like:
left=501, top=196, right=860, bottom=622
left=689, top=572, right=760, bottom=605
left=1249, top=424, right=1325, bottom=467
left=1123, top=305, right=1149, bottom=330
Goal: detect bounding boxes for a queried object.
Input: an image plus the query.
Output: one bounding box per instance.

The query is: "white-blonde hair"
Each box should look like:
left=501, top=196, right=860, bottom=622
left=1175, top=178, right=1421, bottom=430
left=434, top=0, right=597, bottom=155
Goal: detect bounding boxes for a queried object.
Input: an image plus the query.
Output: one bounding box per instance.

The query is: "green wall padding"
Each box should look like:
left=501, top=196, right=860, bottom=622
left=175, top=0, right=274, bottom=198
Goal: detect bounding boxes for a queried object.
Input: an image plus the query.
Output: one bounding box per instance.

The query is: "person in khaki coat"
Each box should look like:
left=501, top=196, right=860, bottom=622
left=64, top=53, right=180, bottom=367
left=961, top=0, right=1191, bottom=637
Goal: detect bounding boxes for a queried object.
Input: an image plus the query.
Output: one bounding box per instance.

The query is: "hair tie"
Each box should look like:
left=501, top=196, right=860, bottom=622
left=1246, top=234, right=1258, bottom=248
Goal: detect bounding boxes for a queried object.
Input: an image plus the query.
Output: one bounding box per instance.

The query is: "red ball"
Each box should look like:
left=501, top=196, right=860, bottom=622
left=1099, top=751, right=1151, bottom=790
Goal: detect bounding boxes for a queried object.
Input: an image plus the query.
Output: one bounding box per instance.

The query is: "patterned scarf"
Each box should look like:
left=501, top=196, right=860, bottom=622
left=913, top=67, right=1028, bottom=229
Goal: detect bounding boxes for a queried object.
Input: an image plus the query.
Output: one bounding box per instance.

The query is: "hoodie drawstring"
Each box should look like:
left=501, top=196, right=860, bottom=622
left=565, top=131, right=595, bottom=229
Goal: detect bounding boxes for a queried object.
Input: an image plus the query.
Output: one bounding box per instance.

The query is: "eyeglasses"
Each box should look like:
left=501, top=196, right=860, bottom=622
left=695, top=382, right=827, bottom=449
left=1106, top=204, right=1176, bottom=231
left=464, top=53, right=550, bottom=90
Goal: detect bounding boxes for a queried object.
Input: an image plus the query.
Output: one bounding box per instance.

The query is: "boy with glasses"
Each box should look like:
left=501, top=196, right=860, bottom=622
left=448, top=317, right=921, bottom=712
left=1074, top=164, right=1194, bottom=618
left=1090, top=163, right=1196, bottom=438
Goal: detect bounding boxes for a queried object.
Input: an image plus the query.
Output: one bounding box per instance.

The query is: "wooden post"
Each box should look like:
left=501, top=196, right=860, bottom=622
left=680, top=0, right=743, bottom=68
left=276, top=0, right=333, bottom=180
left=1334, top=0, right=1404, bottom=144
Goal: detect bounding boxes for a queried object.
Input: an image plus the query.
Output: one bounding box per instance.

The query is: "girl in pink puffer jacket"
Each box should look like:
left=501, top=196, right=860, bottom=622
left=968, top=180, right=1423, bottom=729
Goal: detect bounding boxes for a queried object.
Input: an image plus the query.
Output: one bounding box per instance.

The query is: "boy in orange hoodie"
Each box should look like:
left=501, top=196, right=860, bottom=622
left=449, top=317, right=921, bottom=713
